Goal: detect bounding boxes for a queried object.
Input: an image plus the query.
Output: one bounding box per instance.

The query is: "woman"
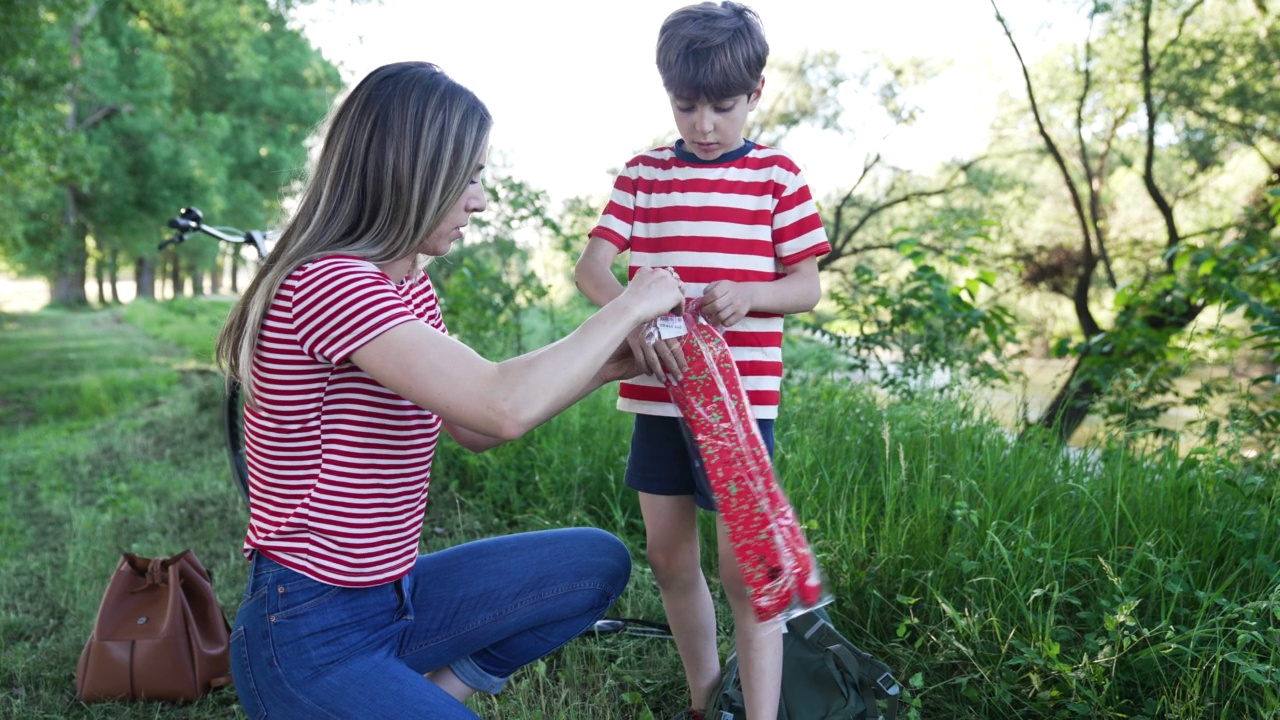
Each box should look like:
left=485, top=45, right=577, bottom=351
left=214, top=61, right=686, bottom=719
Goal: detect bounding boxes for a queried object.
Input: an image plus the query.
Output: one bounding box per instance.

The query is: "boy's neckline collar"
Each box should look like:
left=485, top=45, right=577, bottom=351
left=672, top=139, right=756, bottom=165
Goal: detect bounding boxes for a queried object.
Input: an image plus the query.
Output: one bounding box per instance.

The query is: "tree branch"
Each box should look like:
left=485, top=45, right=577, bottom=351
left=992, top=0, right=1101, bottom=337
left=1141, top=0, right=1182, bottom=270
left=1075, top=6, right=1118, bottom=289
left=76, top=103, right=133, bottom=131
left=828, top=153, right=882, bottom=250
left=1154, top=0, right=1207, bottom=71
left=1182, top=105, right=1280, bottom=147
left=823, top=160, right=976, bottom=270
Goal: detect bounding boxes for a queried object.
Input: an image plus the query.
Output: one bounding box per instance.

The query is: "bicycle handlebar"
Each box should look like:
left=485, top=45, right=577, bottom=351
left=159, top=206, right=269, bottom=260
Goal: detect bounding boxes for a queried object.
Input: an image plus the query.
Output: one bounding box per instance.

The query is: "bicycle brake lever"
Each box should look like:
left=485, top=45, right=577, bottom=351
left=592, top=619, right=625, bottom=634
left=622, top=624, right=674, bottom=639
left=590, top=618, right=673, bottom=639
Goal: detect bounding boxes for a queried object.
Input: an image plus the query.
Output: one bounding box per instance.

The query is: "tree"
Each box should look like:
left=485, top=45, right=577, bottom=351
left=0, top=1, right=341, bottom=306
left=990, top=0, right=1279, bottom=444
left=749, top=48, right=1000, bottom=273
left=747, top=50, right=1025, bottom=392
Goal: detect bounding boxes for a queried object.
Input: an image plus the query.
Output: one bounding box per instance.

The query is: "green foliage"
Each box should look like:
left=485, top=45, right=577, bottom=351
left=1180, top=188, right=1280, bottom=453
left=0, top=1, right=81, bottom=276
left=1048, top=187, right=1280, bottom=451
left=0, top=1, right=341, bottom=302
left=429, top=173, right=556, bottom=359
left=812, top=213, right=1019, bottom=397
left=747, top=50, right=847, bottom=147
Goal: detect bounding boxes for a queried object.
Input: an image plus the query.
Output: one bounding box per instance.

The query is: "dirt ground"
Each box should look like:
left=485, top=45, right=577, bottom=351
left=0, top=274, right=138, bottom=312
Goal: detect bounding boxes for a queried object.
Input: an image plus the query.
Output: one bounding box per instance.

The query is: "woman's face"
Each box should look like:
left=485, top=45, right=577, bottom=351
left=418, top=143, right=489, bottom=256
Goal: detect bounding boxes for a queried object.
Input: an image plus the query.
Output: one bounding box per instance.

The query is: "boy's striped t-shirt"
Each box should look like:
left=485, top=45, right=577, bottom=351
left=242, top=256, right=443, bottom=587
left=589, top=140, right=831, bottom=420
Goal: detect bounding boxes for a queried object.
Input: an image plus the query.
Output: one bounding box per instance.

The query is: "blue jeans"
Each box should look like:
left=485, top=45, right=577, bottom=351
left=229, top=528, right=631, bottom=719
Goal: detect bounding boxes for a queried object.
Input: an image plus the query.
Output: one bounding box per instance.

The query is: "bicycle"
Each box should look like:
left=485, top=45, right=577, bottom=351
left=159, top=206, right=270, bottom=507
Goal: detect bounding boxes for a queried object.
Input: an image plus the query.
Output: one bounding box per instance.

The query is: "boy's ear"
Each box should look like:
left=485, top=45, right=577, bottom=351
left=748, top=75, right=765, bottom=110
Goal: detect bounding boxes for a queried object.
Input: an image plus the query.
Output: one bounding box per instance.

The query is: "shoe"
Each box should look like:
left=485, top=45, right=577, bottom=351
left=671, top=711, right=705, bottom=720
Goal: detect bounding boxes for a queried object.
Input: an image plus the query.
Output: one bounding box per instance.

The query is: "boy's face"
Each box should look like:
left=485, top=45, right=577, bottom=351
left=668, top=77, right=763, bottom=162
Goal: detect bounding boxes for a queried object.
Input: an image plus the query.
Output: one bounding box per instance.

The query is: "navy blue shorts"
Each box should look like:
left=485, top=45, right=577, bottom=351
left=624, top=414, right=775, bottom=512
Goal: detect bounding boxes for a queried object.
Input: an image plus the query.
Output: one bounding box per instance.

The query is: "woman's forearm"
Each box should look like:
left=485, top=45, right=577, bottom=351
left=354, top=269, right=678, bottom=441
left=491, top=299, right=639, bottom=436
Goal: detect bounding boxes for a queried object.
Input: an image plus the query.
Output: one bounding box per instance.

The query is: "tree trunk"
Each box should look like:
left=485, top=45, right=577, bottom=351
left=134, top=256, right=156, bottom=300
left=1025, top=351, right=1105, bottom=444
left=229, top=247, right=241, bottom=294
left=52, top=9, right=98, bottom=309
left=50, top=187, right=89, bottom=306
left=169, top=253, right=182, bottom=299
left=192, top=265, right=205, bottom=297
left=94, top=251, right=107, bottom=305
left=210, top=248, right=224, bottom=295
left=108, top=248, right=120, bottom=303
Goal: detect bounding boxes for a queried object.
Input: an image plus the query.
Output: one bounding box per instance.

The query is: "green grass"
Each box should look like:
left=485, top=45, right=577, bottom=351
left=1, top=301, right=1277, bottom=719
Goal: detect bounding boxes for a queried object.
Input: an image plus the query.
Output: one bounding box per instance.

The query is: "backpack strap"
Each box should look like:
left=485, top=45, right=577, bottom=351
left=826, top=643, right=898, bottom=720
left=792, top=612, right=901, bottom=720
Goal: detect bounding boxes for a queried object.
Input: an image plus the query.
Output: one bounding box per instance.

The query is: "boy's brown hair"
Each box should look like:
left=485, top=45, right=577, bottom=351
left=656, top=1, right=769, bottom=101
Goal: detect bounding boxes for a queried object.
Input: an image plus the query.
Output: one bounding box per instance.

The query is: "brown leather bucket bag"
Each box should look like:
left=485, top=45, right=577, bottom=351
left=75, top=549, right=232, bottom=703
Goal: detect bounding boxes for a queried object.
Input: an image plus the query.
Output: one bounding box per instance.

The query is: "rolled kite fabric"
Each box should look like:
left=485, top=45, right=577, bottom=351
left=654, top=299, right=826, bottom=623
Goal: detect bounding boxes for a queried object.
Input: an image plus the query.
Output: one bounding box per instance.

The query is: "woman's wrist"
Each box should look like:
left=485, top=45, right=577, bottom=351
left=607, top=293, right=650, bottom=332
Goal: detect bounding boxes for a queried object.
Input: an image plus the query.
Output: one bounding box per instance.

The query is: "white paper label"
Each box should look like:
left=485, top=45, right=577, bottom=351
left=656, top=314, right=687, bottom=340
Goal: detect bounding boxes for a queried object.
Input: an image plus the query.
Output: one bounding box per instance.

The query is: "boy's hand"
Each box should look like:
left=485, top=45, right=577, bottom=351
left=701, top=280, right=753, bottom=327
left=626, top=326, right=687, bottom=382
left=597, top=334, right=685, bottom=385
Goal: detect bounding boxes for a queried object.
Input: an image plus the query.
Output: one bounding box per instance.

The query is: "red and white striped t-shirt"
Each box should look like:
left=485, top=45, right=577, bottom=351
left=589, top=140, right=831, bottom=420
left=242, top=256, right=444, bottom=587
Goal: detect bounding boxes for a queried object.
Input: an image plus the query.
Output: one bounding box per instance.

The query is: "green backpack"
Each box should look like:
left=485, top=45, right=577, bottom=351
left=707, top=607, right=901, bottom=720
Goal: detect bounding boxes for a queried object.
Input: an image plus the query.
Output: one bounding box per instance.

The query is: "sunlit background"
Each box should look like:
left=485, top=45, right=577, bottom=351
left=294, top=0, right=1085, bottom=204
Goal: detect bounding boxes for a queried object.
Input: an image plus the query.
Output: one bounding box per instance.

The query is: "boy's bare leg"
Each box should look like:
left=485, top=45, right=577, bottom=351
left=716, top=519, right=783, bottom=720
left=638, top=492, right=721, bottom=712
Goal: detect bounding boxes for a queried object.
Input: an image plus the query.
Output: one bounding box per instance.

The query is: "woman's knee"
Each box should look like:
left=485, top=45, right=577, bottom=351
left=566, top=527, right=632, bottom=595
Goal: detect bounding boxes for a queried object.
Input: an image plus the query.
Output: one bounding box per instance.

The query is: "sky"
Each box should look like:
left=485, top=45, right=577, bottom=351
left=293, top=0, right=1086, bottom=206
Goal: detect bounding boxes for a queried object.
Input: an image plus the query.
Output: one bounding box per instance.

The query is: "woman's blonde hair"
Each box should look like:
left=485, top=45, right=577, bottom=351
left=216, top=62, right=491, bottom=399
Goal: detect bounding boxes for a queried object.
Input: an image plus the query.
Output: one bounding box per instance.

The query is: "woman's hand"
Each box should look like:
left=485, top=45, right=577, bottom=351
left=598, top=339, right=643, bottom=384
left=620, top=267, right=688, bottom=381
left=623, top=266, right=686, bottom=319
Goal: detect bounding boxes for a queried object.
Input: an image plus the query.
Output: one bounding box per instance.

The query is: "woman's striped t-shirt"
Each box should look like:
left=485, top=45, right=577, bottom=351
left=589, top=140, right=831, bottom=420
left=242, top=256, right=443, bottom=587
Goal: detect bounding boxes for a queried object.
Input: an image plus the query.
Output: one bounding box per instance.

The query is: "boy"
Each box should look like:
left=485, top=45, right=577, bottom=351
left=572, top=3, right=830, bottom=718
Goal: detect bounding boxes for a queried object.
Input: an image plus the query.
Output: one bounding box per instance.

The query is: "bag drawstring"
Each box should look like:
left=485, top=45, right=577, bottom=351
left=132, top=557, right=168, bottom=593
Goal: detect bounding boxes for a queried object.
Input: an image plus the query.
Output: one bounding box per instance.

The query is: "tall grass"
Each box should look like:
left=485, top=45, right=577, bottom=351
left=1, top=302, right=1276, bottom=718
left=798, top=387, right=1279, bottom=718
